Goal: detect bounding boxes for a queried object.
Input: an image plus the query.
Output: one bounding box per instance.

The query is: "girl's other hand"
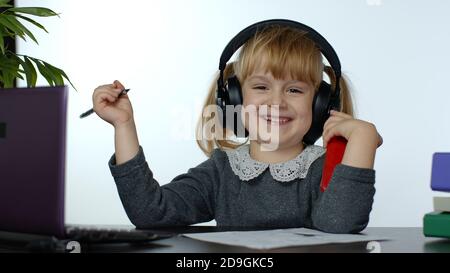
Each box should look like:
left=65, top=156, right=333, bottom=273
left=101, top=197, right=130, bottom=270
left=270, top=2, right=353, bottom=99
left=93, top=80, right=134, bottom=128
left=322, top=110, right=383, bottom=149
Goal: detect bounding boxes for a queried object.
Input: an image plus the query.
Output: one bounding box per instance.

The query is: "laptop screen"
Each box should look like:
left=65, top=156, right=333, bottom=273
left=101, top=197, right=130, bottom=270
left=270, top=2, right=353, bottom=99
left=0, top=86, right=68, bottom=238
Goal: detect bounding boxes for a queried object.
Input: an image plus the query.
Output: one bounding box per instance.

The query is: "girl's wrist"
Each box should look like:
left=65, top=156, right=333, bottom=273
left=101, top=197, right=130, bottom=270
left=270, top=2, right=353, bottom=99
left=348, top=123, right=380, bottom=147
left=114, top=118, right=140, bottom=165
left=114, top=118, right=135, bottom=131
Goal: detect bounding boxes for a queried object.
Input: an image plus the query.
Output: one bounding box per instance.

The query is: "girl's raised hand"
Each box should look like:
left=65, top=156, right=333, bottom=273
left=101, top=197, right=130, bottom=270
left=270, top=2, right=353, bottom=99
left=93, top=80, right=134, bottom=128
left=322, top=110, right=383, bottom=149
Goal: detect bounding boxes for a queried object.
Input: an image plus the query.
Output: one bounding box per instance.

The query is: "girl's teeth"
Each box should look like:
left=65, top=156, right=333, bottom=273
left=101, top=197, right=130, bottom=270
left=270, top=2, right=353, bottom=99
left=266, top=117, right=291, bottom=124
left=268, top=118, right=289, bottom=122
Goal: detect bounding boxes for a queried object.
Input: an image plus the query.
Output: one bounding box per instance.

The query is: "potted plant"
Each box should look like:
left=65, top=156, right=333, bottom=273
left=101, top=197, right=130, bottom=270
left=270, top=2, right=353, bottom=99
left=0, top=0, right=74, bottom=89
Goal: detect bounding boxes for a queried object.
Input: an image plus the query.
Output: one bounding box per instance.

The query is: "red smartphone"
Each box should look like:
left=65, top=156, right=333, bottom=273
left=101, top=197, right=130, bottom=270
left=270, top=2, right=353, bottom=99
left=320, top=136, right=347, bottom=192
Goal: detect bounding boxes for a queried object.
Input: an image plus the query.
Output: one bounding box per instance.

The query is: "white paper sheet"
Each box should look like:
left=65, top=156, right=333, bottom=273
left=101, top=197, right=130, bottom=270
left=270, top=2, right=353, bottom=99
left=183, top=228, right=390, bottom=250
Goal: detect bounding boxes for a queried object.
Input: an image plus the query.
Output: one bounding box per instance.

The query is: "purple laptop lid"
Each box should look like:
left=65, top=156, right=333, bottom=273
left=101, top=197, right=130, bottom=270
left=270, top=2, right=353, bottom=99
left=0, top=86, right=67, bottom=238
left=431, top=153, right=450, bottom=192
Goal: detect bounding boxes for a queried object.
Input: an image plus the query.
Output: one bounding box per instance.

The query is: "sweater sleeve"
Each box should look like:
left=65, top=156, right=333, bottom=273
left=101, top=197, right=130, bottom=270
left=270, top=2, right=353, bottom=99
left=309, top=156, right=376, bottom=234
left=108, top=146, right=218, bottom=228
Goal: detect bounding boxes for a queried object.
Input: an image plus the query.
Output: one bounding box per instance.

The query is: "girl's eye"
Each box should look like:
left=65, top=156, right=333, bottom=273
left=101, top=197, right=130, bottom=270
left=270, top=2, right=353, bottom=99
left=253, top=86, right=268, bottom=91
left=288, top=88, right=304, bottom=94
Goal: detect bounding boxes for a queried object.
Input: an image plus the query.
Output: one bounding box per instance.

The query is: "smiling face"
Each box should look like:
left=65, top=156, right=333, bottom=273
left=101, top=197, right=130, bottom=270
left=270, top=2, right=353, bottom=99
left=234, top=26, right=324, bottom=150
left=242, top=67, right=315, bottom=149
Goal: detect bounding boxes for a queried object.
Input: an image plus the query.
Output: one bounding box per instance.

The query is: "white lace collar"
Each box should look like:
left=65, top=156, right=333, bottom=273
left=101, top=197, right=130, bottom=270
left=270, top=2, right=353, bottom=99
left=225, top=144, right=325, bottom=182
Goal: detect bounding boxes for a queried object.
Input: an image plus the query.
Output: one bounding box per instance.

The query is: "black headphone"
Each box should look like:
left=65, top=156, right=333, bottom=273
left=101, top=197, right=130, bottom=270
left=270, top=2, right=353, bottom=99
left=216, top=19, right=342, bottom=145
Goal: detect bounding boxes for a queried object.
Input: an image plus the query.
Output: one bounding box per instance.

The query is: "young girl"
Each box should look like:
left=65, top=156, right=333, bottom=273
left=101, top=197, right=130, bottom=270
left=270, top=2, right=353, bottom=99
left=93, top=22, right=382, bottom=234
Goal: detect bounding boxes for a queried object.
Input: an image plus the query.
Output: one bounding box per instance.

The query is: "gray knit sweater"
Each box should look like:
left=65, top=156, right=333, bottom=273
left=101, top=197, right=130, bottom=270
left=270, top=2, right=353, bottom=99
left=109, top=145, right=376, bottom=234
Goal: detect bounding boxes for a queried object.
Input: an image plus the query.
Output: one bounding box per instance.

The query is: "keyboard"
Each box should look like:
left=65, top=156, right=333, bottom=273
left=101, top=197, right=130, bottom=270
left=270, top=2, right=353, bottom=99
left=65, top=225, right=173, bottom=244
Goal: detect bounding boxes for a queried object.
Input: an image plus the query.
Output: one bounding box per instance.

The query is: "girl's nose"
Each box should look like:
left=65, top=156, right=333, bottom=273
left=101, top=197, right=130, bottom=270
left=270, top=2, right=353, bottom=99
left=270, top=90, right=288, bottom=108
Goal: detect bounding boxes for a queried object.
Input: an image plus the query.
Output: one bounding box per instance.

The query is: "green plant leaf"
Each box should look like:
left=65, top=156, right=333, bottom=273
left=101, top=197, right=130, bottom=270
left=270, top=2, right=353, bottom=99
left=11, top=54, right=34, bottom=87
left=0, top=24, right=14, bottom=37
left=15, top=71, right=24, bottom=80
left=0, top=28, right=4, bottom=54
left=0, top=0, right=12, bottom=9
left=2, top=72, right=14, bottom=88
left=13, top=13, right=48, bottom=33
left=0, top=57, right=19, bottom=71
left=0, top=5, right=75, bottom=90
left=60, top=71, right=77, bottom=91
left=7, top=7, right=59, bottom=17
left=0, top=14, right=25, bottom=40
left=30, top=58, right=55, bottom=86
left=44, top=62, right=77, bottom=91
left=0, top=53, right=21, bottom=88
left=42, top=61, right=64, bottom=86
left=24, top=56, right=37, bottom=87
left=3, top=14, right=38, bottom=44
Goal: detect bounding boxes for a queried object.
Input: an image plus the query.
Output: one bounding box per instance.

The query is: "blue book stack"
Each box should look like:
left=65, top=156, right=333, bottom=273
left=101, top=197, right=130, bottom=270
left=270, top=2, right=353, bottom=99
left=423, top=153, right=450, bottom=238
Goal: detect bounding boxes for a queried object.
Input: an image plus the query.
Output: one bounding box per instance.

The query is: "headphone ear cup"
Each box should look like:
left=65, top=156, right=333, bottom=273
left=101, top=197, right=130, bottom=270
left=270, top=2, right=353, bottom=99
left=226, top=76, right=243, bottom=106
left=216, top=76, right=249, bottom=138
left=303, top=81, right=332, bottom=145
left=224, top=75, right=248, bottom=138
left=216, top=83, right=228, bottom=131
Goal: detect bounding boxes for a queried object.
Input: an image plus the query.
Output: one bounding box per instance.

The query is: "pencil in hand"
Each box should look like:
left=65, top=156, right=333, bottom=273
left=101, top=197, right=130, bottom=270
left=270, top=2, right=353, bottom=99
left=80, top=89, right=130, bottom=119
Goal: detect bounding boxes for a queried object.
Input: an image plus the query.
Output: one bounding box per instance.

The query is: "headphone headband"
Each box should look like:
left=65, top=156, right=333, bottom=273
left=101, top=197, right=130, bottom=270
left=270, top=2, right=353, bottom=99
left=218, top=19, right=342, bottom=102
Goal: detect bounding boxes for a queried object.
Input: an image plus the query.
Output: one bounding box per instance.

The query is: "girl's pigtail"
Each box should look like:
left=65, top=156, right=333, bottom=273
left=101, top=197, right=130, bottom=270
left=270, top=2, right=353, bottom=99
left=324, top=66, right=354, bottom=117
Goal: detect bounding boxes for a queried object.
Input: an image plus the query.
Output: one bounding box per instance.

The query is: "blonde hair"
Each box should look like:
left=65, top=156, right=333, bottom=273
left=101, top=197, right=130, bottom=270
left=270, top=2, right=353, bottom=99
left=196, top=25, right=354, bottom=157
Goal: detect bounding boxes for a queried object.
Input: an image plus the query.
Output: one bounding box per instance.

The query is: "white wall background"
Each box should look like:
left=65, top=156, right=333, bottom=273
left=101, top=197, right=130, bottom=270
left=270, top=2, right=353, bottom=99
left=16, top=0, right=450, bottom=227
